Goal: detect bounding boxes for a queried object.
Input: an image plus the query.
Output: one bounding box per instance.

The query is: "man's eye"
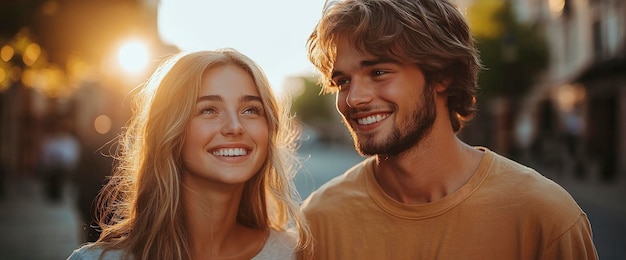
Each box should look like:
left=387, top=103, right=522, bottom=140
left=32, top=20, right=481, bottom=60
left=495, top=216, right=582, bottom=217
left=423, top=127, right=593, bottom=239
left=334, top=78, right=350, bottom=88
left=373, top=70, right=387, bottom=76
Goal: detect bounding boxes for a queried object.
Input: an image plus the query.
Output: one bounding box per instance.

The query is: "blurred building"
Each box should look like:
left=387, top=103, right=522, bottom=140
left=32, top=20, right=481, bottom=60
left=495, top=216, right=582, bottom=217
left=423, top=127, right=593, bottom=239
left=512, top=0, right=625, bottom=183
left=0, top=0, right=178, bottom=175
left=0, top=0, right=179, bottom=220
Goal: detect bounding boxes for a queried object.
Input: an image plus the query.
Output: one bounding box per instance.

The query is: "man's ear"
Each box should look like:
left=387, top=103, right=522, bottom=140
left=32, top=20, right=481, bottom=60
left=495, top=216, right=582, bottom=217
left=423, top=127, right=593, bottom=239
left=435, top=79, right=451, bottom=94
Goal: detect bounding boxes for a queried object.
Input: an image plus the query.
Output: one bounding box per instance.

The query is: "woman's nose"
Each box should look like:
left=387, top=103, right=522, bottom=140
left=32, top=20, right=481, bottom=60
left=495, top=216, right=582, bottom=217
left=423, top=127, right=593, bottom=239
left=222, top=113, right=244, bottom=136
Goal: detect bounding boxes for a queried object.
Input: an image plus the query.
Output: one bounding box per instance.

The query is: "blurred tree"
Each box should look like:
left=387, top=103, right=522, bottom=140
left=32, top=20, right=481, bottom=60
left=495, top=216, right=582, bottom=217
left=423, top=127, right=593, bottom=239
left=467, top=0, right=549, bottom=99
left=291, top=77, right=335, bottom=125
left=0, top=1, right=45, bottom=180
left=290, top=76, right=349, bottom=144
left=0, top=1, right=45, bottom=37
left=463, top=0, right=549, bottom=156
left=0, top=1, right=65, bottom=94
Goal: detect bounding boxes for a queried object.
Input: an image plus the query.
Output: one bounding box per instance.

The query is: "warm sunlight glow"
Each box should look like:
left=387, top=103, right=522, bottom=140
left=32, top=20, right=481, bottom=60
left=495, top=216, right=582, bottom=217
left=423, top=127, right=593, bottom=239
left=1, top=45, right=14, bottom=62
left=549, top=0, right=565, bottom=15
left=94, top=115, right=112, bottom=134
left=0, top=68, right=7, bottom=91
left=555, top=84, right=585, bottom=112
left=117, top=40, right=149, bottom=75
left=157, top=0, right=325, bottom=96
left=23, top=43, right=41, bottom=66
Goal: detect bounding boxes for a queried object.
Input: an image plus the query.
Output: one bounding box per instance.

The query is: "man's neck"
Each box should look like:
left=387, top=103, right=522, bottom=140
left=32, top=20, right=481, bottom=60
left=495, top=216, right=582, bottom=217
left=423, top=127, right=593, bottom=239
left=374, top=137, right=483, bottom=205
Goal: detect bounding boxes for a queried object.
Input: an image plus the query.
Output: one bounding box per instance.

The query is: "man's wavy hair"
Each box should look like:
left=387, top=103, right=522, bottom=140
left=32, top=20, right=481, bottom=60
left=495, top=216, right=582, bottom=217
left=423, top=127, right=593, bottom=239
left=307, top=0, right=482, bottom=132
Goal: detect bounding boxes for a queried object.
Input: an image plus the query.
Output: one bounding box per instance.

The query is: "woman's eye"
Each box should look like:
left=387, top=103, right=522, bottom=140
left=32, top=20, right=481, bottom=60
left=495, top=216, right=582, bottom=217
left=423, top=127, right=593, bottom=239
left=200, top=107, right=217, bottom=115
left=243, top=106, right=263, bottom=115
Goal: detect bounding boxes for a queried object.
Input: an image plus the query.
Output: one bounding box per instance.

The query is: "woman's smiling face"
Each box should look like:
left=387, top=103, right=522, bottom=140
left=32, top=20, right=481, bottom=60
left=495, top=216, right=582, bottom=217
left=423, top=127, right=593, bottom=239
left=181, top=64, right=269, bottom=188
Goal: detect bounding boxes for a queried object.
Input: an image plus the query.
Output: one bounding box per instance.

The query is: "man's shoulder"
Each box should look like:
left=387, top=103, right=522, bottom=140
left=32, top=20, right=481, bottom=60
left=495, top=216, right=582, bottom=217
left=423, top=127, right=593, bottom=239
left=483, top=149, right=584, bottom=216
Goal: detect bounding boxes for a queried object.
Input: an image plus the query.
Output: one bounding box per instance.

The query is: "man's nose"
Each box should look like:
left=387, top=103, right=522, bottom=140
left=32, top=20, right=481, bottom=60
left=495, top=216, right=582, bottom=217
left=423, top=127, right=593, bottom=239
left=345, top=78, right=373, bottom=108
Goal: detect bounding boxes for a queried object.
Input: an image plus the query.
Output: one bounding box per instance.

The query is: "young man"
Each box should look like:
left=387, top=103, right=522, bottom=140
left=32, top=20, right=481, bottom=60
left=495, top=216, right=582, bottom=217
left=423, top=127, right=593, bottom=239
left=300, top=0, right=598, bottom=259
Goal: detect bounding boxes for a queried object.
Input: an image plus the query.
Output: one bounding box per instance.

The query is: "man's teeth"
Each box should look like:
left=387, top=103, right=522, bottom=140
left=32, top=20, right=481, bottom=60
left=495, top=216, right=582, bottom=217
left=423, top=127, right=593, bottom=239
left=357, top=114, right=387, bottom=125
left=212, top=148, right=248, bottom=156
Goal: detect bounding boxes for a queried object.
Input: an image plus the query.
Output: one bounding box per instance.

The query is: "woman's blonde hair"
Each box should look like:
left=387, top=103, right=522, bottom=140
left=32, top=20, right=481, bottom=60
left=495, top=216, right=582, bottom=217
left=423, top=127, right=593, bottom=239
left=94, top=49, right=311, bottom=259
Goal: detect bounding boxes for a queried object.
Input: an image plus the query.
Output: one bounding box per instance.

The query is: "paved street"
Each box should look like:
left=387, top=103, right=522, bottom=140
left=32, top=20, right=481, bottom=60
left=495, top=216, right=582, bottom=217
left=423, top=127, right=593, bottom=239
left=0, top=144, right=624, bottom=259
left=0, top=177, right=82, bottom=260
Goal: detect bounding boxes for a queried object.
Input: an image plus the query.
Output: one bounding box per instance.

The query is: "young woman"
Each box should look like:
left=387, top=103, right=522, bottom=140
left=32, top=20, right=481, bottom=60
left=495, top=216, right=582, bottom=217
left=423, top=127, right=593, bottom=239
left=68, top=49, right=311, bottom=259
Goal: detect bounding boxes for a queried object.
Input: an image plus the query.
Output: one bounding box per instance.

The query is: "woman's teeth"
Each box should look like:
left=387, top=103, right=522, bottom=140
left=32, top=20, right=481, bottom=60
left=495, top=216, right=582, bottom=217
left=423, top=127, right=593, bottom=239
left=212, top=148, right=248, bottom=157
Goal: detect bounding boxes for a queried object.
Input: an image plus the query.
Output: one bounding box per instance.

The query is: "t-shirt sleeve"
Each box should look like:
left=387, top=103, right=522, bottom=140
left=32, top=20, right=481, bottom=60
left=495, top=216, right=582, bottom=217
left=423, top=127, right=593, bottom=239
left=541, top=213, right=598, bottom=260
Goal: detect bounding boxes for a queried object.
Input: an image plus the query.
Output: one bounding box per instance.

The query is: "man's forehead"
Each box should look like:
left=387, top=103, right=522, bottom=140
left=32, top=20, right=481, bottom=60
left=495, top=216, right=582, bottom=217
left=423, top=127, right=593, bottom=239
left=334, top=39, right=403, bottom=67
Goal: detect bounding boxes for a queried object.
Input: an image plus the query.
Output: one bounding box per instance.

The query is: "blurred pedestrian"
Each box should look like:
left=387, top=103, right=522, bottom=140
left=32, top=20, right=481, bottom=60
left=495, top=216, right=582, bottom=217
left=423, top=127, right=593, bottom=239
left=300, top=0, right=598, bottom=259
left=39, top=119, right=81, bottom=202
left=67, top=49, right=311, bottom=259
left=563, top=110, right=586, bottom=178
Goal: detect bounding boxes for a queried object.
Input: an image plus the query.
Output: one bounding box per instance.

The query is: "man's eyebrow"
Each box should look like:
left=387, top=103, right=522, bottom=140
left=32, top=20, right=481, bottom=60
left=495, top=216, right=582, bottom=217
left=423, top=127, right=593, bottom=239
left=331, top=58, right=400, bottom=78
left=360, top=58, right=399, bottom=67
left=331, top=70, right=345, bottom=79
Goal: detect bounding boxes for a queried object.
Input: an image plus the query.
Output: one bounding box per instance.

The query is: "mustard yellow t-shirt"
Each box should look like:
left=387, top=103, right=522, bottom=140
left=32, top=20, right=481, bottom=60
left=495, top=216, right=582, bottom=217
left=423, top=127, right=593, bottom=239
left=300, top=148, right=597, bottom=260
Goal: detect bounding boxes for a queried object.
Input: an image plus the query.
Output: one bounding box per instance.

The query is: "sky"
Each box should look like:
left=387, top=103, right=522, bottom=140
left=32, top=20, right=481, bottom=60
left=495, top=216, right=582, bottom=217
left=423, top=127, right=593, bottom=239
left=157, top=0, right=326, bottom=96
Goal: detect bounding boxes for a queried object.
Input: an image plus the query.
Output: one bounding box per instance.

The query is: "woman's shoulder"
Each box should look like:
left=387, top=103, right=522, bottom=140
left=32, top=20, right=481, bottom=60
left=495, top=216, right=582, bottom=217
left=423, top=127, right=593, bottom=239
left=270, top=229, right=298, bottom=247
left=253, top=229, right=297, bottom=260
left=67, top=243, right=127, bottom=260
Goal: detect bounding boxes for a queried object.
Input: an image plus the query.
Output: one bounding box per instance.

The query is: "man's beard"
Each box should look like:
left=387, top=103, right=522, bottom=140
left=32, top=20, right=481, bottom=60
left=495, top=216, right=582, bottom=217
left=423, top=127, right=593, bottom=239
left=349, top=88, right=436, bottom=157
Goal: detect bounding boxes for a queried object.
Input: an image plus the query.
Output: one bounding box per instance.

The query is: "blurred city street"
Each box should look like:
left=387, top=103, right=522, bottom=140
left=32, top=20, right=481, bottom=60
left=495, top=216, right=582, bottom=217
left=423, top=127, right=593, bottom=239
left=0, top=144, right=624, bottom=260
left=1, top=0, right=625, bottom=260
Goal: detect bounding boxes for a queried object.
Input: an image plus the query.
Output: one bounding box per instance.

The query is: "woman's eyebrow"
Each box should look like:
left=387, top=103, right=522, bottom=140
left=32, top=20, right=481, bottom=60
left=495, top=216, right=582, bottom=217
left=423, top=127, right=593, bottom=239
left=240, top=95, right=262, bottom=103
left=196, top=95, right=222, bottom=103
left=195, top=95, right=261, bottom=103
